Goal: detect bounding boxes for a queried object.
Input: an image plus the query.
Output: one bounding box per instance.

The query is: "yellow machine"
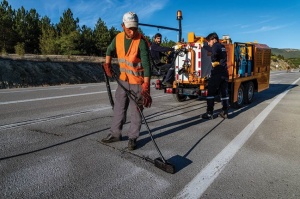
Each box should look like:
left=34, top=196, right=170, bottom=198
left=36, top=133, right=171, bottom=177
left=164, top=32, right=271, bottom=108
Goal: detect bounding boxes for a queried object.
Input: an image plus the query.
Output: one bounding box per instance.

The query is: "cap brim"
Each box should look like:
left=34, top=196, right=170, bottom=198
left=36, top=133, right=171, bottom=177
left=124, top=22, right=138, bottom=28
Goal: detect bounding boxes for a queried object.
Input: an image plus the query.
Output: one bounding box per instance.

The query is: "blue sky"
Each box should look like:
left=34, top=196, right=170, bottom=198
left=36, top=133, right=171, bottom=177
left=6, top=0, right=300, bottom=49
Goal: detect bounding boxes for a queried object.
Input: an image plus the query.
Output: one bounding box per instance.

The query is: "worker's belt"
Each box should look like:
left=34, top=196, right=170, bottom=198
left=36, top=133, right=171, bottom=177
left=212, top=61, right=220, bottom=67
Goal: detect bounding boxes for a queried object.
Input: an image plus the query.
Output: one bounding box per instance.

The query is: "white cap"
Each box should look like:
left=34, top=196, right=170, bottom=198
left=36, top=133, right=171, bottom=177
left=123, top=12, right=138, bottom=28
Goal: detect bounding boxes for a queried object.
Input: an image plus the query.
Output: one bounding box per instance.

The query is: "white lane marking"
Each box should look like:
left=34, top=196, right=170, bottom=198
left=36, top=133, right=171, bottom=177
left=0, top=93, right=170, bottom=130
left=0, top=89, right=168, bottom=105
left=0, top=83, right=111, bottom=94
left=175, top=76, right=300, bottom=199
left=0, top=91, right=115, bottom=105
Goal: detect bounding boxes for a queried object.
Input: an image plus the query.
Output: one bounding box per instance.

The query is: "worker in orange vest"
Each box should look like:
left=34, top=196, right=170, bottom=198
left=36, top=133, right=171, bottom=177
left=101, top=12, right=152, bottom=150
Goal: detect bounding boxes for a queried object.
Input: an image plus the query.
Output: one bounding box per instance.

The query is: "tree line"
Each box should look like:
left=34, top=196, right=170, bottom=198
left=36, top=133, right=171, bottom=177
left=0, top=0, right=175, bottom=57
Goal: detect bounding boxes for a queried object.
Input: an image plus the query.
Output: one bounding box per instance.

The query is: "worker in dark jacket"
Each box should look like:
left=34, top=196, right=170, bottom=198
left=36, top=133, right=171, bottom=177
left=202, top=32, right=229, bottom=119
left=150, top=33, right=174, bottom=87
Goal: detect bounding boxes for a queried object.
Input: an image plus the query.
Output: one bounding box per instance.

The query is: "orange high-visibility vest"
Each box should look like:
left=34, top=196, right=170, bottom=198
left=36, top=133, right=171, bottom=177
left=116, top=32, right=144, bottom=84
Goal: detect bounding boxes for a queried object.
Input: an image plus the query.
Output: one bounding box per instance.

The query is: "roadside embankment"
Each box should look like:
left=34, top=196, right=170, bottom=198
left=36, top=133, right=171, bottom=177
left=0, top=54, right=118, bottom=89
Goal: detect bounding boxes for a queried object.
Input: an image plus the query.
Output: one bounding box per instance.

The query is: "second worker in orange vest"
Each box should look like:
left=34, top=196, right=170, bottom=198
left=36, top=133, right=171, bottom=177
left=101, top=11, right=152, bottom=150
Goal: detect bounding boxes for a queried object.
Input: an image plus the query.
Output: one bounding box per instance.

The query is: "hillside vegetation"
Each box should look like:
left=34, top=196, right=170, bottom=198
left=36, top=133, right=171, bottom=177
left=271, top=48, right=300, bottom=68
left=271, top=48, right=300, bottom=59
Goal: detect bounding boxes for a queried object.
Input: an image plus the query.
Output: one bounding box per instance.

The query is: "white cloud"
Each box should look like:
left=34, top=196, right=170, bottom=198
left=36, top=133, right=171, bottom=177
left=241, top=25, right=286, bottom=34
left=50, top=0, right=169, bottom=29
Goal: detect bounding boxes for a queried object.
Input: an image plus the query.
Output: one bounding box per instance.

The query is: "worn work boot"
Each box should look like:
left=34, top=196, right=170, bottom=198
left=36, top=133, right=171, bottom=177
left=128, top=138, right=137, bottom=150
left=201, top=112, right=213, bottom=120
left=219, top=110, right=228, bottom=119
left=101, top=133, right=122, bottom=143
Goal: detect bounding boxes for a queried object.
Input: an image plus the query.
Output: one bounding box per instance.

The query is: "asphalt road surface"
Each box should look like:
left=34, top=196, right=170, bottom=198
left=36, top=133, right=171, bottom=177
left=1, top=70, right=300, bottom=199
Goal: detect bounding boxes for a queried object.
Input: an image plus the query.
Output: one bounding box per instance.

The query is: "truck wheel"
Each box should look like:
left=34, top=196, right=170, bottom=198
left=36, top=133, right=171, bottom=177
left=232, top=84, right=244, bottom=108
left=244, top=81, right=254, bottom=104
left=173, top=93, right=187, bottom=102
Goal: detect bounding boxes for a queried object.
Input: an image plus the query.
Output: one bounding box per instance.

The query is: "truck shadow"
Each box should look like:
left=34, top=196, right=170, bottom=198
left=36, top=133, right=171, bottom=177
left=136, top=83, right=298, bottom=172
left=229, top=83, right=298, bottom=118
left=138, top=83, right=298, bottom=145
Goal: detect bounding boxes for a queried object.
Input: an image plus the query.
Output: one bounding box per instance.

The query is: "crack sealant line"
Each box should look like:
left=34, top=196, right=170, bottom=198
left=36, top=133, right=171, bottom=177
left=174, top=77, right=300, bottom=199
left=0, top=93, right=170, bottom=130
left=0, top=107, right=111, bottom=130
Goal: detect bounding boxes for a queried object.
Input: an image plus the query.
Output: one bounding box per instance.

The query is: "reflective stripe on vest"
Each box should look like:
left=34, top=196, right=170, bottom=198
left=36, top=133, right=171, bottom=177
left=117, top=58, right=142, bottom=68
left=116, top=32, right=144, bottom=84
left=119, top=68, right=144, bottom=76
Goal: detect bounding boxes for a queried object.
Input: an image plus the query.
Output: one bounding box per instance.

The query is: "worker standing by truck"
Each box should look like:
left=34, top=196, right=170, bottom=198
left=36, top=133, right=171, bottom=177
left=150, top=33, right=175, bottom=87
left=101, top=11, right=152, bottom=150
left=202, top=32, right=229, bottom=119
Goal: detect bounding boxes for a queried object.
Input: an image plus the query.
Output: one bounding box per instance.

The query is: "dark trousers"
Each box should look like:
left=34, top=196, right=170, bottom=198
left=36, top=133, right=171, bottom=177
left=206, top=73, right=229, bottom=113
left=158, top=63, right=174, bottom=83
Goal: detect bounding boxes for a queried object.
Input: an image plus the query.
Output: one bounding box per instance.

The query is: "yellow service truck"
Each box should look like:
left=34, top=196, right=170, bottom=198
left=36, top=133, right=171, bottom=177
left=162, top=32, right=271, bottom=108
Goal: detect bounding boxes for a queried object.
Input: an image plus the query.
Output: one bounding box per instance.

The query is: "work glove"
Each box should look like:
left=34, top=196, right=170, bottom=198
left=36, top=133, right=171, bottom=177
left=211, top=61, right=220, bottom=67
left=103, top=63, right=113, bottom=77
left=141, top=82, right=152, bottom=108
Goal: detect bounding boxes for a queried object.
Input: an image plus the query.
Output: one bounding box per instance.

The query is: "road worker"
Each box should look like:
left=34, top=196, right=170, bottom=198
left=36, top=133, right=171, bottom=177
left=150, top=33, right=175, bottom=87
left=101, top=11, right=152, bottom=150
left=202, top=32, right=229, bottom=119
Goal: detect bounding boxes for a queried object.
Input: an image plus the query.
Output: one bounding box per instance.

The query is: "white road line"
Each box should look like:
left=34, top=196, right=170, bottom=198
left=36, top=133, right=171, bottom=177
left=175, top=76, right=300, bottom=199
left=0, top=94, right=169, bottom=130
left=0, top=83, right=111, bottom=94
left=0, top=91, right=114, bottom=105
left=0, top=90, right=168, bottom=105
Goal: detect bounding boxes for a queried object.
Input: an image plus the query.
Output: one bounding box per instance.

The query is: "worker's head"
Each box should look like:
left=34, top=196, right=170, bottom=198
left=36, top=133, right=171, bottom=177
left=206, top=32, right=219, bottom=47
left=122, top=12, right=139, bottom=39
left=154, top=33, right=162, bottom=45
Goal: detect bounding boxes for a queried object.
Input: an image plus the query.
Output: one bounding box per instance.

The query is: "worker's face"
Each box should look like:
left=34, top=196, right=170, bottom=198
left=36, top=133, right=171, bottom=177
left=207, top=38, right=216, bottom=47
left=122, top=24, right=138, bottom=39
left=154, top=36, right=162, bottom=45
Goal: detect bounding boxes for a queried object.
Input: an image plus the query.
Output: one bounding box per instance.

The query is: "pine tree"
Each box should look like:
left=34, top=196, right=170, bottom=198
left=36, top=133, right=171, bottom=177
left=0, top=0, right=15, bottom=53
left=39, top=16, right=58, bottom=54
left=93, top=18, right=110, bottom=56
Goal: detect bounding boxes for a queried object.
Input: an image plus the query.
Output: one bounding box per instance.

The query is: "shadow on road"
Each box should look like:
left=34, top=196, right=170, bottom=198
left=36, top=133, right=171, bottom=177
left=0, top=128, right=109, bottom=161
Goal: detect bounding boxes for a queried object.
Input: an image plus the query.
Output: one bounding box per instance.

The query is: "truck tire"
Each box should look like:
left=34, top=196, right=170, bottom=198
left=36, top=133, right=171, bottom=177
left=244, top=81, right=254, bottom=104
left=232, top=84, right=244, bottom=108
left=173, top=93, right=187, bottom=102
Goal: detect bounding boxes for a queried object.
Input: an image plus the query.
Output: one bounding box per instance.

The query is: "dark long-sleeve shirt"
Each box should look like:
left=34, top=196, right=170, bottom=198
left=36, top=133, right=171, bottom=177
left=211, top=42, right=227, bottom=67
left=205, top=42, right=228, bottom=74
left=150, top=42, right=174, bottom=64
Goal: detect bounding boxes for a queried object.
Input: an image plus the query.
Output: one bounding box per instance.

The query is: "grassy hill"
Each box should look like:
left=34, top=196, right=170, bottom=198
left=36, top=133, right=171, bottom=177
left=271, top=48, right=300, bottom=68
left=271, top=48, right=300, bottom=59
